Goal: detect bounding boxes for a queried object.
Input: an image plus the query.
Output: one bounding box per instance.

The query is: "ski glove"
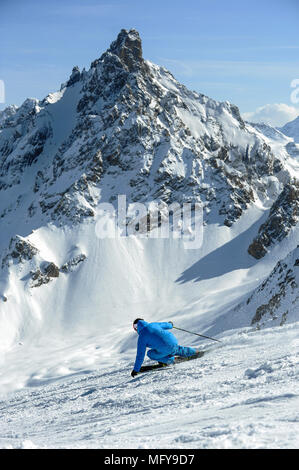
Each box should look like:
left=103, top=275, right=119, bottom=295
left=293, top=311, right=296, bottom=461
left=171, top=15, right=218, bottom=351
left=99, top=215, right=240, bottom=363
left=131, top=370, right=138, bottom=377
left=169, top=321, right=173, bottom=327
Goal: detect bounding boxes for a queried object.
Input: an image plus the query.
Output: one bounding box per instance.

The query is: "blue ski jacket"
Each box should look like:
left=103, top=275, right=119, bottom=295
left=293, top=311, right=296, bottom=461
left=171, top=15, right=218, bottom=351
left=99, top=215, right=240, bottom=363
left=133, top=320, right=178, bottom=372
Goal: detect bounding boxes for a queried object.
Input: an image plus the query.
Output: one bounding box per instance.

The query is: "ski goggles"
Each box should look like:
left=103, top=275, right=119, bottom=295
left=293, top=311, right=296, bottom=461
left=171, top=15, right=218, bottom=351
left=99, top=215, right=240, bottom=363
left=133, top=323, right=138, bottom=332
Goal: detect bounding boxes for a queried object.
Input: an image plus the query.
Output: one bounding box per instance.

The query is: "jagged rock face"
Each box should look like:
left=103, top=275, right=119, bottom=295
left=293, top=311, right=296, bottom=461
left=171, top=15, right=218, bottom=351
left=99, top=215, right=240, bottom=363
left=248, top=180, right=299, bottom=259
left=60, top=253, right=86, bottom=273
left=2, top=236, right=39, bottom=268
left=105, top=29, right=144, bottom=73
left=66, top=66, right=81, bottom=87
left=246, top=246, right=299, bottom=327
left=0, top=29, right=298, bottom=244
left=26, top=255, right=86, bottom=288
left=30, top=262, right=59, bottom=288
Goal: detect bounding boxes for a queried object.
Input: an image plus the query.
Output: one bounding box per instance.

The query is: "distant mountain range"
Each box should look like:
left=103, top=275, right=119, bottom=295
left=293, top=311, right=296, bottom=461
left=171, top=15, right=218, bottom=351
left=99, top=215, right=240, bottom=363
left=279, top=115, right=299, bottom=143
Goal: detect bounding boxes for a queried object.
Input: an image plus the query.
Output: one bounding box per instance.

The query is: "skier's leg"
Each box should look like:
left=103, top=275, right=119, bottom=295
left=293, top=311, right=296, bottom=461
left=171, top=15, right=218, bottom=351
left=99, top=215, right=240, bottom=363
left=147, top=349, right=160, bottom=361
left=147, top=348, right=175, bottom=364
left=174, top=345, right=197, bottom=357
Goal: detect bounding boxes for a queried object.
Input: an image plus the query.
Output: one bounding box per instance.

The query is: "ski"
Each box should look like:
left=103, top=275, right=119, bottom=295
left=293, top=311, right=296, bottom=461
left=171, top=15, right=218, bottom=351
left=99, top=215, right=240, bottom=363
left=139, top=350, right=206, bottom=373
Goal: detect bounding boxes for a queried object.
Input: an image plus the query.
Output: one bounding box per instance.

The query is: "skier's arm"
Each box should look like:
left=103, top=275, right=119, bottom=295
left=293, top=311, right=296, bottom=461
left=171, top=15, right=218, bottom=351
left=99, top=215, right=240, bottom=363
left=133, top=336, right=147, bottom=372
left=158, top=321, right=173, bottom=329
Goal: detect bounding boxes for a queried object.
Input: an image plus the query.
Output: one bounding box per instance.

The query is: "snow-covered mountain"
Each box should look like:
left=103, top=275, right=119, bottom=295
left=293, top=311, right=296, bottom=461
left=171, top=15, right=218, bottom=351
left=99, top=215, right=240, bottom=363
left=1, top=26, right=298, bottom=356
left=1, top=30, right=297, bottom=234
left=0, top=29, right=298, bottom=449
left=250, top=119, right=299, bottom=159
left=280, top=115, right=299, bottom=143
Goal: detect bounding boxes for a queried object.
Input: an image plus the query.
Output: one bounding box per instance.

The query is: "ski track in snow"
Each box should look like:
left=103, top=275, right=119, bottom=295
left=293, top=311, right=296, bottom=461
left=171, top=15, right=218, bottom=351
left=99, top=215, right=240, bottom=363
left=0, top=322, right=298, bottom=449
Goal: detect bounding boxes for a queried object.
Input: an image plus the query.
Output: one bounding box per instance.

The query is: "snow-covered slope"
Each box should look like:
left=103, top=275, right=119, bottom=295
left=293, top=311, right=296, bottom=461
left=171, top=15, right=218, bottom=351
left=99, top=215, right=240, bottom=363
left=280, top=115, right=299, bottom=143
left=0, top=29, right=298, bottom=449
left=0, top=320, right=298, bottom=449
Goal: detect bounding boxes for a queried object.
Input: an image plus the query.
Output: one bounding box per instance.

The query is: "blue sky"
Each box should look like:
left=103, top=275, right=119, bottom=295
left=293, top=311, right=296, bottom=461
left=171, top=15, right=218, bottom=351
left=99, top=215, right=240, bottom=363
left=0, top=0, right=299, bottom=125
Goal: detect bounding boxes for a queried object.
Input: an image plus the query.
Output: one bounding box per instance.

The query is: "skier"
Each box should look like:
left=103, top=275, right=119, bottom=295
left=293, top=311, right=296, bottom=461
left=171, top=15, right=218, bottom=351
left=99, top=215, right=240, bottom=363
left=131, top=318, right=198, bottom=377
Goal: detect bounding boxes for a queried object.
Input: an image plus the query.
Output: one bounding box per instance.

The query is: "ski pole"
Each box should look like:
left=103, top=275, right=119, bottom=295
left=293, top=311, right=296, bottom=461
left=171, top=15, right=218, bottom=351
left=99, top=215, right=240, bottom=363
left=173, top=326, right=222, bottom=343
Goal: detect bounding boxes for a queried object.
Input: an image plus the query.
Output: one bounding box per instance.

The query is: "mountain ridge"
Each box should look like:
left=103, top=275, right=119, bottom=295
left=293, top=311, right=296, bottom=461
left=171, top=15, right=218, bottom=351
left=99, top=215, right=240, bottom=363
left=279, top=114, right=299, bottom=143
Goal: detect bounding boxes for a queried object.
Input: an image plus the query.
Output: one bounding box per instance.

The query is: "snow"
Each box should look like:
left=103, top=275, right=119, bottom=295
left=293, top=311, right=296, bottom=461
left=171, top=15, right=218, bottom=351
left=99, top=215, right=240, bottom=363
left=0, top=29, right=298, bottom=450
left=280, top=115, right=299, bottom=143
left=0, top=321, right=298, bottom=449
left=0, top=214, right=298, bottom=449
left=44, top=82, right=82, bottom=148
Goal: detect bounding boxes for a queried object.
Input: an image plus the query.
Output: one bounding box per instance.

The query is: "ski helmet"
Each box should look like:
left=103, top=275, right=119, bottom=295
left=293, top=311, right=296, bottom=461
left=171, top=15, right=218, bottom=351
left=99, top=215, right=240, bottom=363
left=133, top=318, right=144, bottom=331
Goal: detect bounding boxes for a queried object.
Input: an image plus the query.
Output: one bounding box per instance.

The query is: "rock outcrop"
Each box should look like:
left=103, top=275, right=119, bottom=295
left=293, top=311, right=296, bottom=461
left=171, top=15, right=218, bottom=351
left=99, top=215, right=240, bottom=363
left=1, top=236, right=39, bottom=268
left=247, top=245, right=299, bottom=327
left=248, top=180, right=299, bottom=259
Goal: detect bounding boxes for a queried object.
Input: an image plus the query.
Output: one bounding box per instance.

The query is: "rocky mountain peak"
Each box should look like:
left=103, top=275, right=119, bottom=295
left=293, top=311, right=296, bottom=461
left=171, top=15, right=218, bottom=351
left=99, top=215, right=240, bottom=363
left=104, top=28, right=143, bottom=72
